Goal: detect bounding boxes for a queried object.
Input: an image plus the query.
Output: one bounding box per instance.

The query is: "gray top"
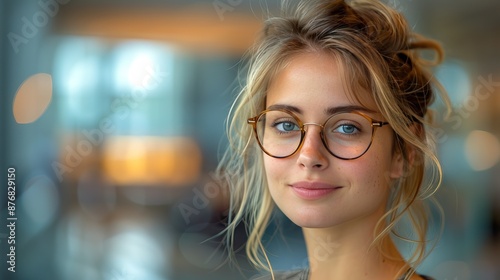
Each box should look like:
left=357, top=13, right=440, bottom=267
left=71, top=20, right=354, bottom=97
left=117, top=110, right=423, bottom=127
left=252, top=268, right=435, bottom=280
left=252, top=269, right=308, bottom=280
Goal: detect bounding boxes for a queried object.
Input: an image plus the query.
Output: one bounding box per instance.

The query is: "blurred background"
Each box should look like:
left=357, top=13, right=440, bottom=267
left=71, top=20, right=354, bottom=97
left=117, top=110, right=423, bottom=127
left=0, top=0, right=499, bottom=279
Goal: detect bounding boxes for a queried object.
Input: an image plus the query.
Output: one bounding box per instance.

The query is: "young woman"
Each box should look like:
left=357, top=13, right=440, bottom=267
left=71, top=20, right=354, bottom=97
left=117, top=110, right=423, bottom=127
left=216, top=0, right=450, bottom=279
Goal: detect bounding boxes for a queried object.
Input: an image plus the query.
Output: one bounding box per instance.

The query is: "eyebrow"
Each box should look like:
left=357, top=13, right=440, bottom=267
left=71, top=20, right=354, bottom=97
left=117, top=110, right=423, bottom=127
left=266, top=104, right=377, bottom=115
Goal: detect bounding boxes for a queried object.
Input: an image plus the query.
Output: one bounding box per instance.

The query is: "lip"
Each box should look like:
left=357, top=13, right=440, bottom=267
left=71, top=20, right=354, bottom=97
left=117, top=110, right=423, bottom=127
left=290, top=181, right=341, bottom=200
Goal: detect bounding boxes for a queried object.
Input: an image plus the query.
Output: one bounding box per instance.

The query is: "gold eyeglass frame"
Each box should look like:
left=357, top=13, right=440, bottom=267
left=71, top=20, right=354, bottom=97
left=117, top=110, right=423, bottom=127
left=247, top=108, right=389, bottom=160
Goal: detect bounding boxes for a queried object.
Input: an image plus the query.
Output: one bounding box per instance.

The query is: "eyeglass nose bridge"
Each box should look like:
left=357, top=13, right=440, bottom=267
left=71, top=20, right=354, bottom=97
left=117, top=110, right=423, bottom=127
left=301, top=122, right=324, bottom=130
left=301, top=122, right=326, bottom=139
left=298, top=122, right=329, bottom=151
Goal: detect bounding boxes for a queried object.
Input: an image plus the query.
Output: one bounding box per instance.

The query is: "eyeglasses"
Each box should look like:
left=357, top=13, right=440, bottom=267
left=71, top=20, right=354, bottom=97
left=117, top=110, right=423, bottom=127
left=247, top=109, right=389, bottom=160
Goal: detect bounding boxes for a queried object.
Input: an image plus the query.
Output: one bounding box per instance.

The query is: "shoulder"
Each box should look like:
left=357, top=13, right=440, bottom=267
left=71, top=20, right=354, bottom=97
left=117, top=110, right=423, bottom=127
left=252, top=269, right=308, bottom=280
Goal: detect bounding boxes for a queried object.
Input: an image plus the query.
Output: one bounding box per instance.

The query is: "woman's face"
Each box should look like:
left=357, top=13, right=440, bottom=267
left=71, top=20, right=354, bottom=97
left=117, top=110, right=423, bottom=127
left=263, top=51, right=403, bottom=229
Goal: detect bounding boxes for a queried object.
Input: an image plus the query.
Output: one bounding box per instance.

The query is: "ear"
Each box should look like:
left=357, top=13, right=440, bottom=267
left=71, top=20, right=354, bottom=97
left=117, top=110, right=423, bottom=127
left=389, top=149, right=405, bottom=179
left=389, top=124, right=420, bottom=180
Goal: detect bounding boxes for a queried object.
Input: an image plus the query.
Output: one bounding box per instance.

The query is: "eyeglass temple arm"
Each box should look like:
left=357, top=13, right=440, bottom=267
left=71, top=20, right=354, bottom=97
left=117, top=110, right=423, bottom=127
left=373, top=121, right=389, bottom=127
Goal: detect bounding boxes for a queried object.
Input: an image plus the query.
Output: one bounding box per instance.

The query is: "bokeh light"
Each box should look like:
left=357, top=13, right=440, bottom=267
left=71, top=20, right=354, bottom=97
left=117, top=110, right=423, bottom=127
left=13, top=73, right=53, bottom=124
left=465, top=130, right=500, bottom=171
left=20, top=175, right=60, bottom=240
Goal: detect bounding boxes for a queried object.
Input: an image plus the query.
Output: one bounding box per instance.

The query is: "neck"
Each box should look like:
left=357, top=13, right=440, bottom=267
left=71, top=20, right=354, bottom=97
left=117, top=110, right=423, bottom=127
left=302, top=216, right=408, bottom=280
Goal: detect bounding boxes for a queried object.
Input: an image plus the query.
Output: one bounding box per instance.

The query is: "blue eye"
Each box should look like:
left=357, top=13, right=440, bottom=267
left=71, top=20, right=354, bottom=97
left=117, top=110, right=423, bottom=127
left=275, top=122, right=300, bottom=132
left=335, top=124, right=359, bottom=134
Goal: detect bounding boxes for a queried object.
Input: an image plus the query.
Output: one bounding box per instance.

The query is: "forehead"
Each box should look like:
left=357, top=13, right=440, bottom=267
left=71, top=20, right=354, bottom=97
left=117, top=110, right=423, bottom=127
left=265, top=51, right=377, bottom=112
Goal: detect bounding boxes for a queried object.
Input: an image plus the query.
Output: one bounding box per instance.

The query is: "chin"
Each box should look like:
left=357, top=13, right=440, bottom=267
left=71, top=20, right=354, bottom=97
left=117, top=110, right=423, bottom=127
left=284, top=208, right=340, bottom=229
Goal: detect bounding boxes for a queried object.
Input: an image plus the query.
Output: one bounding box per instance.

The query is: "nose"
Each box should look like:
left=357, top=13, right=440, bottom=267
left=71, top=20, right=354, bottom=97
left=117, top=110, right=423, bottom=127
left=296, top=124, right=329, bottom=170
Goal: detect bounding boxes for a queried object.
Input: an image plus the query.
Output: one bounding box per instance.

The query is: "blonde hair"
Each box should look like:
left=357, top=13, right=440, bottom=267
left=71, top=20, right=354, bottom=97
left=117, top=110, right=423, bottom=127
left=216, top=0, right=450, bottom=278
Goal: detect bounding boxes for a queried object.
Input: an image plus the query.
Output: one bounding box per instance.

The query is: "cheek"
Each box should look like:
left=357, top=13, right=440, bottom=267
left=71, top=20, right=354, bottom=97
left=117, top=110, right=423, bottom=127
left=364, top=132, right=399, bottom=184
left=263, top=156, right=281, bottom=185
left=345, top=145, right=395, bottom=191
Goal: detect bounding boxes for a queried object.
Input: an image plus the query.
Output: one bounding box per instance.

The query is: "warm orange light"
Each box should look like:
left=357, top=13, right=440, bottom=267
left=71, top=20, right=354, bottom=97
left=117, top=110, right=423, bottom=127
left=54, top=5, right=262, bottom=55
left=102, top=136, right=202, bottom=186
left=465, top=130, right=500, bottom=171
left=13, top=73, right=53, bottom=124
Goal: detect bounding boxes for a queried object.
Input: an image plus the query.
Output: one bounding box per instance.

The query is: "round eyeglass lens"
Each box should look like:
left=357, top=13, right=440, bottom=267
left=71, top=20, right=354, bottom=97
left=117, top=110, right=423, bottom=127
left=255, top=110, right=302, bottom=158
left=322, top=112, right=374, bottom=159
